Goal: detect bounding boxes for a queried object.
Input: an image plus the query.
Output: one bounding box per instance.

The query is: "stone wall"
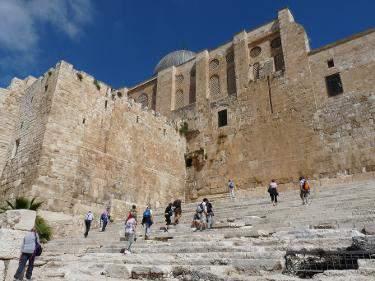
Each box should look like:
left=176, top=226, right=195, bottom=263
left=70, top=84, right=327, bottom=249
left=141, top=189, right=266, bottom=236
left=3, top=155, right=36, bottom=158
left=308, top=30, right=375, bottom=177
left=0, top=8, right=373, bottom=208
left=0, top=73, right=55, bottom=200
left=167, top=9, right=375, bottom=199
left=0, top=61, right=186, bottom=215
left=0, top=77, right=36, bottom=180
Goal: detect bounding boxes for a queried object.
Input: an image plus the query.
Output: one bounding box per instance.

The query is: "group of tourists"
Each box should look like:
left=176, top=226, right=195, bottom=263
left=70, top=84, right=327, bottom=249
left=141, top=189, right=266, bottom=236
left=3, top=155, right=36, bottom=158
left=11, top=176, right=312, bottom=279
left=267, top=176, right=311, bottom=206
left=80, top=176, right=312, bottom=257
left=192, top=198, right=214, bottom=231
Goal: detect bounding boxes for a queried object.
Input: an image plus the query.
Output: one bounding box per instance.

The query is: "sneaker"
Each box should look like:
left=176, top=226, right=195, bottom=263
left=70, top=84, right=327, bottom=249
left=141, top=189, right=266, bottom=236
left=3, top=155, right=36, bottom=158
left=124, top=250, right=131, bottom=255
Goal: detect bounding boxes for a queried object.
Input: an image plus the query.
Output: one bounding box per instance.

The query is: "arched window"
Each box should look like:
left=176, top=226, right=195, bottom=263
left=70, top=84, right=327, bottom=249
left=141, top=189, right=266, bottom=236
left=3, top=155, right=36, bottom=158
left=209, top=75, right=220, bottom=97
left=250, top=46, right=261, bottom=58
left=226, top=51, right=236, bottom=95
left=209, top=59, right=220, bottom=71
left=253, top=63, right=260, bottom=80
left=227, top=66, right=236, bottom=95
left=137, top=93, right=149, bottom=108
left=189, top=65, right=196, bottom=104
left=175, top=90, right=184, bottom=109
left=151, top=85, right=157, bottom=110
left=175, top=74, right=184, bottom=85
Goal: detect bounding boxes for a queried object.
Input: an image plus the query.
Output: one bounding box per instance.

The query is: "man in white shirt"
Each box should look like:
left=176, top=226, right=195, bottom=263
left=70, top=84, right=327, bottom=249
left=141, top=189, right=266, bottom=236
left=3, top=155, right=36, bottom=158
left=84, top=211, right=94, bottom=238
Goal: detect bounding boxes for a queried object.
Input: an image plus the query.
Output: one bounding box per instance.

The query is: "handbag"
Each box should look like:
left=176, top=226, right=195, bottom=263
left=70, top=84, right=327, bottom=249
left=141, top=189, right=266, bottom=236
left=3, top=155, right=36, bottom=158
left=34, top=233, right=43, bottom=256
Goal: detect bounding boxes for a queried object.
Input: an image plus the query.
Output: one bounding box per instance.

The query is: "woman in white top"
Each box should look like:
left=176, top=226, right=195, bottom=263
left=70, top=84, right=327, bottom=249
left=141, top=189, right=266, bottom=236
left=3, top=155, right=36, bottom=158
left=124, top=215, right=137, bottom=254
left=268, top=179, right=279, bottom=206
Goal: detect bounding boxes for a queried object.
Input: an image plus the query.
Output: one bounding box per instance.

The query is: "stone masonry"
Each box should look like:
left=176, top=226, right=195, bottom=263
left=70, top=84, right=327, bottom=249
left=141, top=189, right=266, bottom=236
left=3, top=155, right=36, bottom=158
left=0, top=8, right=374, bottom=212
left=0, top=62, right=186, bottom=215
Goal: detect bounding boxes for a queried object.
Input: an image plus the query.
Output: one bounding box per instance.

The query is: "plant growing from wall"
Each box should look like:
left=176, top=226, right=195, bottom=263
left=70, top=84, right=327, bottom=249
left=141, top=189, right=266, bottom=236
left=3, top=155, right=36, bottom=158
left=179, top=122, right=189, bottom=135
left=2, top=197, right=43, bottom=211
left=76, top=72, right=83, bottom=81
left=1, top=197, right=52, bottom=242
left=48, top=71, right=52, bottom=77
left=35, top=215, right=52, bottom=243
left=94, top=79, right=101, bottom=90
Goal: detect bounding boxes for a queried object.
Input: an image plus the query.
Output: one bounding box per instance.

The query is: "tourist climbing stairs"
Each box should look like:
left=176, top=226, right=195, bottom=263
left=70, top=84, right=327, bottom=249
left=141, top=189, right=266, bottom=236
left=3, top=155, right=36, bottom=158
left=33, top=180, right=375, bottom=280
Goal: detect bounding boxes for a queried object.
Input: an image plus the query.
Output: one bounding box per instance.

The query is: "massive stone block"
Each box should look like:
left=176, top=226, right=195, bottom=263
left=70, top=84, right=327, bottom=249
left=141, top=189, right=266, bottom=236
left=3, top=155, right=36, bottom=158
left=0, top=228, right=26, bottom=259
left=0, top=210, right=36, bottom=231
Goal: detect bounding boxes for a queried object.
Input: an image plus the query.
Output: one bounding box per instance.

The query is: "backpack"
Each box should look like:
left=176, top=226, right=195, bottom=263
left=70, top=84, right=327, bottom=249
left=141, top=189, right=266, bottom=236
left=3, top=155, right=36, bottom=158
left=100, top=213, right=107, bottom=221
left=206, top=202, right=213, bottom=214
left=303, top=180, right=310, bottom=191
left=143, top=209, right=151, bottom=218
left=34, top=233, right=43, bottom=256
left=196, top=203, right=204, bottom=213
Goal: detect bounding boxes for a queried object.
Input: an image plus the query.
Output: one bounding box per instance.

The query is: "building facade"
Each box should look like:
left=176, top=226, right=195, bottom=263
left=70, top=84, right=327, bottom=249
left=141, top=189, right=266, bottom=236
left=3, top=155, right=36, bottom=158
left=0, top=9, right=374, bottom=213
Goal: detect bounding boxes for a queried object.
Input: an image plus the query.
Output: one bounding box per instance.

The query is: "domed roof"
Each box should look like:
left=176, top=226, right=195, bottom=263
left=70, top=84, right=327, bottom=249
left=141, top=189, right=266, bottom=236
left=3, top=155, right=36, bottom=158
left=154, top=50, right=196, bottom=74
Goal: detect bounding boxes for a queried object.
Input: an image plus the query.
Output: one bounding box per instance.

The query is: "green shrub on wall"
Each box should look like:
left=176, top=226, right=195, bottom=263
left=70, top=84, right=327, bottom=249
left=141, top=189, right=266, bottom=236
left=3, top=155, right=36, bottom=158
left=1, top=197, right=52, bottom=242
left=94, top=79, right=101, bottom=90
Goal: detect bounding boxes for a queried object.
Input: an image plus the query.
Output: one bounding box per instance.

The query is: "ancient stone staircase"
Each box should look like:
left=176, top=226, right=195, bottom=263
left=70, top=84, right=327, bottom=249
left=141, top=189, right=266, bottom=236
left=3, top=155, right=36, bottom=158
left=32, top=180, right=375, bottom=280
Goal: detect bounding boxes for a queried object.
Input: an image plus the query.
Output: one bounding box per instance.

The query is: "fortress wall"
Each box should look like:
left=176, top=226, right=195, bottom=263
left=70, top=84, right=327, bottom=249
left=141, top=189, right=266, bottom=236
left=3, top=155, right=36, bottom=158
left=171, top=10, right=375, bottom=200
left=308, top=31, right=375, bottom=177
left=0, top=87, right=12, bottom=176
left=0, top=78, right=39, bottom=178
left=27, top=62, right=186, bottom=215
left=1, top=8, right=373, bottom=207
left=0, top=72, right=58, bottom=200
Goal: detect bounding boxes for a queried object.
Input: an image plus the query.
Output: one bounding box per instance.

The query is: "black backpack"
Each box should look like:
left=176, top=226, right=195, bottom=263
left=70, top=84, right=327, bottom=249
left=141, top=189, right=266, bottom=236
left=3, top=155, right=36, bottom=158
left=206, top=202, right=213, bottom=214
left=34, top=233, right=43, bottom=256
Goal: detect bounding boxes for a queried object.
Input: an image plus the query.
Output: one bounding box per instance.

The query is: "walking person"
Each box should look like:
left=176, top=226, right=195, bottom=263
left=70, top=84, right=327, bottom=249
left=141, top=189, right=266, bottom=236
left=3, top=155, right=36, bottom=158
left=124, top=214, right=137, bottom=254
left=196, top=198, right=208, bottom=231
left=191, top=211, right=202, bottom=231
left=14, top=227, right=42, bottom=280
left=299, top=176, right=311, bottom=205
left=228, top=179, right=235, bottom=199
left=268, top=179, right=279, bottom=206
left=142, top=205, right=153, bottom=240
left=84, top=210, right=94, bottom=238
left=126, top=205, right=138, bottom=223
left=206, top=200, right=214, bottom=229
left=100, top=209, right=109, bottom=232
left=172, top=199, right=182, bottom=225
left=165, top=203, right=173, bottom=226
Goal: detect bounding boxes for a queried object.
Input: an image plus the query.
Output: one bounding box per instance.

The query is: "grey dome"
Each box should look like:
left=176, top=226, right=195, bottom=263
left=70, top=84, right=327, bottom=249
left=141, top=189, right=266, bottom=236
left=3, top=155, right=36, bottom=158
left=154, top=50, right=196, bottom=74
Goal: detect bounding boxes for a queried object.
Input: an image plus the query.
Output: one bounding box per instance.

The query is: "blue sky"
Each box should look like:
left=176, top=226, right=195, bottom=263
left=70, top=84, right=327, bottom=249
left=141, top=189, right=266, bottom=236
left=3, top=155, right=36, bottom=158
left=0, top=0, right=373, bottom=89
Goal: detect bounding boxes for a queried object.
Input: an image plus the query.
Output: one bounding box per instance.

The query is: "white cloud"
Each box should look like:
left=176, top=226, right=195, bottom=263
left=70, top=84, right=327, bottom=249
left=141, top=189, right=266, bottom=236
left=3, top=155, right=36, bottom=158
left=0, top=0, right=94, bottom=86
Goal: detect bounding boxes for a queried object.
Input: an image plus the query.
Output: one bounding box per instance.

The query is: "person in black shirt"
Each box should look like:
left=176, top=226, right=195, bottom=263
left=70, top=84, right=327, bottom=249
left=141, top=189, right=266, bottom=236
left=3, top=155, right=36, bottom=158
left=206, top=201, right=214, bottom=229
left=165, top=203, right=173, bottom=226
left=172, top=199, right=182, bottom=225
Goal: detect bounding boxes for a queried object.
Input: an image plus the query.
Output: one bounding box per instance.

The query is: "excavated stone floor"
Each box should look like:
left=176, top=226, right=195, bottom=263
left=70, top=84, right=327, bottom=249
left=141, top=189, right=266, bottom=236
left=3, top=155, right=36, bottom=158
left=32, top=180, right=375, bottom=280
